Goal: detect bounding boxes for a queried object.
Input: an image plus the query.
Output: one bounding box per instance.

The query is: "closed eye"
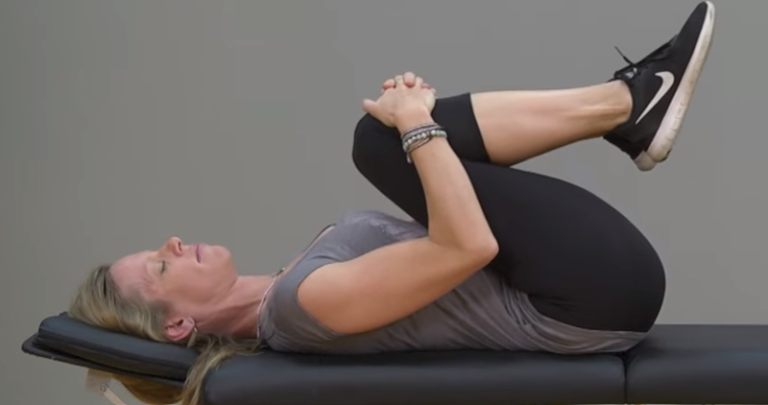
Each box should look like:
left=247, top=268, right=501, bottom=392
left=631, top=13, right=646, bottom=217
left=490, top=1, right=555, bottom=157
left=159, top=260, right=168, bottom=274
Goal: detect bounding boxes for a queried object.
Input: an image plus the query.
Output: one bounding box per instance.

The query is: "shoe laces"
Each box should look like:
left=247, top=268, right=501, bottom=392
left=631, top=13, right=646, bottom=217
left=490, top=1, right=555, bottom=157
left=613, top=35, right=677, bottom=82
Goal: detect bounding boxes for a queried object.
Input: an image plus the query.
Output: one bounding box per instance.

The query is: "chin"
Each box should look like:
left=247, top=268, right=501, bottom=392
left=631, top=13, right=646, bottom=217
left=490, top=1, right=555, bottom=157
left=198, top=244, right=232, bottom=267
left=217, top=245, right=233, bottom=259
left=212, top=245, right=234, bottom=264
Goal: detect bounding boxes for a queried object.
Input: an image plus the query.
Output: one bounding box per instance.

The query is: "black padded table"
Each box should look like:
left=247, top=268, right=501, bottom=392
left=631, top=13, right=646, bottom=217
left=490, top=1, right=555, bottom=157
left=626, top=324, right=768, bottom=404
left=22, top=314, right=768, bottom=405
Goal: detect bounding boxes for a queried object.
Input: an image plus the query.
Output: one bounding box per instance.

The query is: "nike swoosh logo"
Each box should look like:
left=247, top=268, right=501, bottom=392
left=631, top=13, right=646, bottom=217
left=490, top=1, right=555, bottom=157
left=635, top=71, right=675, bottom=124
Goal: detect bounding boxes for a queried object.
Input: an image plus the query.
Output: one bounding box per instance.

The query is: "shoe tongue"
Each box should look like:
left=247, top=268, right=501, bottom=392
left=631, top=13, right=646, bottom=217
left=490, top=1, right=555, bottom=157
left=637, top=35, right=677, bottom=64
left=611, top=35, right=677, bottom=83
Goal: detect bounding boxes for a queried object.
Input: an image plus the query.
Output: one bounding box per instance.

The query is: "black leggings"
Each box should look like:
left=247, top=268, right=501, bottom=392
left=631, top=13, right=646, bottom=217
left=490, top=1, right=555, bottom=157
left=351, top=93, right=666, bottom=333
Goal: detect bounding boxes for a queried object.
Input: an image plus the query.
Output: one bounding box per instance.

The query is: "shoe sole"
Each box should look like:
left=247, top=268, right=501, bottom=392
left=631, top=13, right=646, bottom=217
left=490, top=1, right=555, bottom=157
left=643, top=1, right=716, bottom=167
left=634, top=151, right=657, bottom=171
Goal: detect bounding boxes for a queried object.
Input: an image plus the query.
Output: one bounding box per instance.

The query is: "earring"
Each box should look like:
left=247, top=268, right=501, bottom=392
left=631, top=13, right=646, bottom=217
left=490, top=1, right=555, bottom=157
left=186, top=327, right=199, bottom=348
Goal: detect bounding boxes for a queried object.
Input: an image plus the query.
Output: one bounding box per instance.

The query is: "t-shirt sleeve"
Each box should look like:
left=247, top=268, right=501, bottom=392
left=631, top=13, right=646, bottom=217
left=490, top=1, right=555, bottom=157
left=263, top=254, right=343, bottom=348
left=259, top=213, right=403, bottom=350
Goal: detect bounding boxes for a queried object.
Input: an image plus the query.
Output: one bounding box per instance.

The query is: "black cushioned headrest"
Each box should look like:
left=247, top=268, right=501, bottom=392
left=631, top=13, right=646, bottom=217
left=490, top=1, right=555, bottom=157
left=34, top=313, right=196, bottom=380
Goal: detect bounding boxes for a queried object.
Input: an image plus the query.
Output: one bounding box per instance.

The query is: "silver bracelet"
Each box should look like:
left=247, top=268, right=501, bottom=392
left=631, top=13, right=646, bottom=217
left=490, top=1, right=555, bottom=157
left=401, top=126, right=447, bottom=163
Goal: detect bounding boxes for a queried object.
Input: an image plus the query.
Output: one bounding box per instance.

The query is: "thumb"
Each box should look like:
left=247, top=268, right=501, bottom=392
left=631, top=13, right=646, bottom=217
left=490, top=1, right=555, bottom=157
left=362, top=99, right=378, bottom=115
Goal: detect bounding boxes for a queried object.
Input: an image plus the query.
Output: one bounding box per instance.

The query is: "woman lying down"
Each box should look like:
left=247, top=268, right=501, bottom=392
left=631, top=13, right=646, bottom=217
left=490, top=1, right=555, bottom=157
left=69, top=3, right=715, bottom=405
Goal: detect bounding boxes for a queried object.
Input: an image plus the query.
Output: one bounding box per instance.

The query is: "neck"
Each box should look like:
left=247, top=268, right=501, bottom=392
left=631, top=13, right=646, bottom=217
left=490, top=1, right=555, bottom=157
left=195, top=275, right=275, bottom=339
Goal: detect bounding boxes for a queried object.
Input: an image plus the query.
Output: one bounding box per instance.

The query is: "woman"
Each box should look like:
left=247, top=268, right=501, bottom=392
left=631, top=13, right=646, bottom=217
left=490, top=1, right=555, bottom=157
left=69, top=2, right=715, bottom=405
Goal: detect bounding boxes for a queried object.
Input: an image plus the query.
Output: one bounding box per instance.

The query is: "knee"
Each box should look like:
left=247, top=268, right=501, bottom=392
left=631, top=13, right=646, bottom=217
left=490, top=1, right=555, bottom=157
left=351, top=113, right=389, bottom=175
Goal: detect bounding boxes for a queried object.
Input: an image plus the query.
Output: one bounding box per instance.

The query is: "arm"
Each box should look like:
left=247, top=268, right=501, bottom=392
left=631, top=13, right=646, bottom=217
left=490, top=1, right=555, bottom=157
left=393, top=108, right=497, bottom=253
left=298, top=79, right=498, bottom=335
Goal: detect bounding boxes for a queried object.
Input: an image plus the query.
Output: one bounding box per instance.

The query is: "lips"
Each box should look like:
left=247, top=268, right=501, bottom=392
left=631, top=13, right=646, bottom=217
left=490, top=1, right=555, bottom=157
left=195, top=244, right=201, bottom=262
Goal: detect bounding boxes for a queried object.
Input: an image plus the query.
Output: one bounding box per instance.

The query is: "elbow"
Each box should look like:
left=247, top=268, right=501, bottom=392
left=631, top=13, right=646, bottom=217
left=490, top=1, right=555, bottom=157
left=463, top=236, right=499, bottom=266
left=479, top=238, right=500, bottom=264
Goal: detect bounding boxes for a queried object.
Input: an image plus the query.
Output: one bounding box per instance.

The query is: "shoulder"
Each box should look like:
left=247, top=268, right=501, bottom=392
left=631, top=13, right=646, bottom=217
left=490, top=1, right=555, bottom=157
left=259, top=211, right=419, bottom=344
left=260, top=261, right=342, bottom=346
left=338, top=209, right=413, bottom=225
left=335, top=210, right=426, bottom=241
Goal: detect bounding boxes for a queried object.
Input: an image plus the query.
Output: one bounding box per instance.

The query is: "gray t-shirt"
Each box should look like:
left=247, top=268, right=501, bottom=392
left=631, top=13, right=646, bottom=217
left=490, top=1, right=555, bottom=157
left=258, top=210, right=646, bottom=355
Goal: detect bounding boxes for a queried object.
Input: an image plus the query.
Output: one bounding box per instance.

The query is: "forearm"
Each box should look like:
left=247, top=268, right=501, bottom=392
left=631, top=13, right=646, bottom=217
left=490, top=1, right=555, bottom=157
left=395, top=109, right=497, bottom=255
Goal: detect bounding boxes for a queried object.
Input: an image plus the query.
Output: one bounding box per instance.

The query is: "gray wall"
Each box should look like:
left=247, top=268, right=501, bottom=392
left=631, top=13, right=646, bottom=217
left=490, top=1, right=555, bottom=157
left=0, top=1, right=763, bottom=404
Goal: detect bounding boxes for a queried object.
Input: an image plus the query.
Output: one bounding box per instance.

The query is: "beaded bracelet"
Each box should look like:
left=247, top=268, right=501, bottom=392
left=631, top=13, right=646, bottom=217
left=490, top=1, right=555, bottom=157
left=400, top=124, right=448, bottom=163
left=400, top=123, right=438, bottom=152
left=400, top=123, right=440, bottom=139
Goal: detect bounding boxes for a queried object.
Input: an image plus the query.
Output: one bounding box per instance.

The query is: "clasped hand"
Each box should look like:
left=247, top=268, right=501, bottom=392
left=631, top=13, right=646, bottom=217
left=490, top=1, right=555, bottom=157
left=362, top=71, right=437, bottom=128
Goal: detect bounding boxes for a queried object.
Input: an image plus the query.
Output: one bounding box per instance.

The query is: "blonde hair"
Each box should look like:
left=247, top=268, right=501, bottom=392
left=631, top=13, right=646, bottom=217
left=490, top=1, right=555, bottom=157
left=68, top=264, right=262, bottom=405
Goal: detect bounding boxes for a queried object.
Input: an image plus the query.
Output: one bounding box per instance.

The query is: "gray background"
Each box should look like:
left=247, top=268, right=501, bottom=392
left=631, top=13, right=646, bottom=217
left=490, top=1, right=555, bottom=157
left=0, top=1, right=762, bottom=404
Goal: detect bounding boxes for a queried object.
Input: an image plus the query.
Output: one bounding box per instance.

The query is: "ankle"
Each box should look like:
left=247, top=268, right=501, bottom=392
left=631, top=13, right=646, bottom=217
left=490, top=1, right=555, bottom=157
left=567, top=82, right=632, bottom=135
left=597, top=81, right=633, bottom=131
left=613, top=80, right=634, bottom=119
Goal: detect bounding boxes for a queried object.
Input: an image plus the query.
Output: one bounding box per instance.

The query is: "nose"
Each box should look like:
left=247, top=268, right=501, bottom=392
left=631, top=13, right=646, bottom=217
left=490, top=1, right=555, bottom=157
left=160, top=237, right=184, bottom=256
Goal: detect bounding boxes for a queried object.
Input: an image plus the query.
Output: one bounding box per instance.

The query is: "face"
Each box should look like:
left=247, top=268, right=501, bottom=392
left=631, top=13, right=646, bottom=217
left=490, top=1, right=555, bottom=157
left=110, top=237, right=238, bottom=340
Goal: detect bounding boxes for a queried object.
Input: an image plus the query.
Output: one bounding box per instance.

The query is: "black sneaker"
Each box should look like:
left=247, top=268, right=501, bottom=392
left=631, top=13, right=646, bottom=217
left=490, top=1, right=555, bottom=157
left=605, top=1, right=716, bottom=171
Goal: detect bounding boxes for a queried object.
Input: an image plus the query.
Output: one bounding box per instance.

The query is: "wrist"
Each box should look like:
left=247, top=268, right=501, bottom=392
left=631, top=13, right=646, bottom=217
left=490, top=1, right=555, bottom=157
left=394, top=107, right=434, bottom=135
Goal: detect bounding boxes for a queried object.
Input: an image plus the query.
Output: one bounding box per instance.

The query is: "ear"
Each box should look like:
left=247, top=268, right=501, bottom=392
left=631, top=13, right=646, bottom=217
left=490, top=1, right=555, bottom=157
left=163, top=316, right=196, bottom=342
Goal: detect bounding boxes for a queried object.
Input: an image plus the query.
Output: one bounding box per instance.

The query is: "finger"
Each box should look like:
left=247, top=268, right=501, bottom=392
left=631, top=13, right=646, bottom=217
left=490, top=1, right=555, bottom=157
left=414, top=76, right=425, bottom=89
left=403, top=72, right=416, bottom=87
left=362, top=99, right=378, bottom=115
left=382, top=78, right=395, bottom=90
left=393, top=75, right=404, bottom=88
left=421, top=82, right=432, bottom=89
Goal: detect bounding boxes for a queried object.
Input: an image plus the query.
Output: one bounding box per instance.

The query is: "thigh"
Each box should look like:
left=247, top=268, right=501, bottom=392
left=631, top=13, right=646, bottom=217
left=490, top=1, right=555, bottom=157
left=352, top=107, right=665, bottom=333
left=485, top=169, right=667, bottom=333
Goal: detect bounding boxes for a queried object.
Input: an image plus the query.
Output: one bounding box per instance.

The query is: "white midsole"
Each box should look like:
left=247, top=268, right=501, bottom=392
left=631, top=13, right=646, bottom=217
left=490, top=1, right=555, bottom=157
left=645, top=1, right=716, bottom=163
